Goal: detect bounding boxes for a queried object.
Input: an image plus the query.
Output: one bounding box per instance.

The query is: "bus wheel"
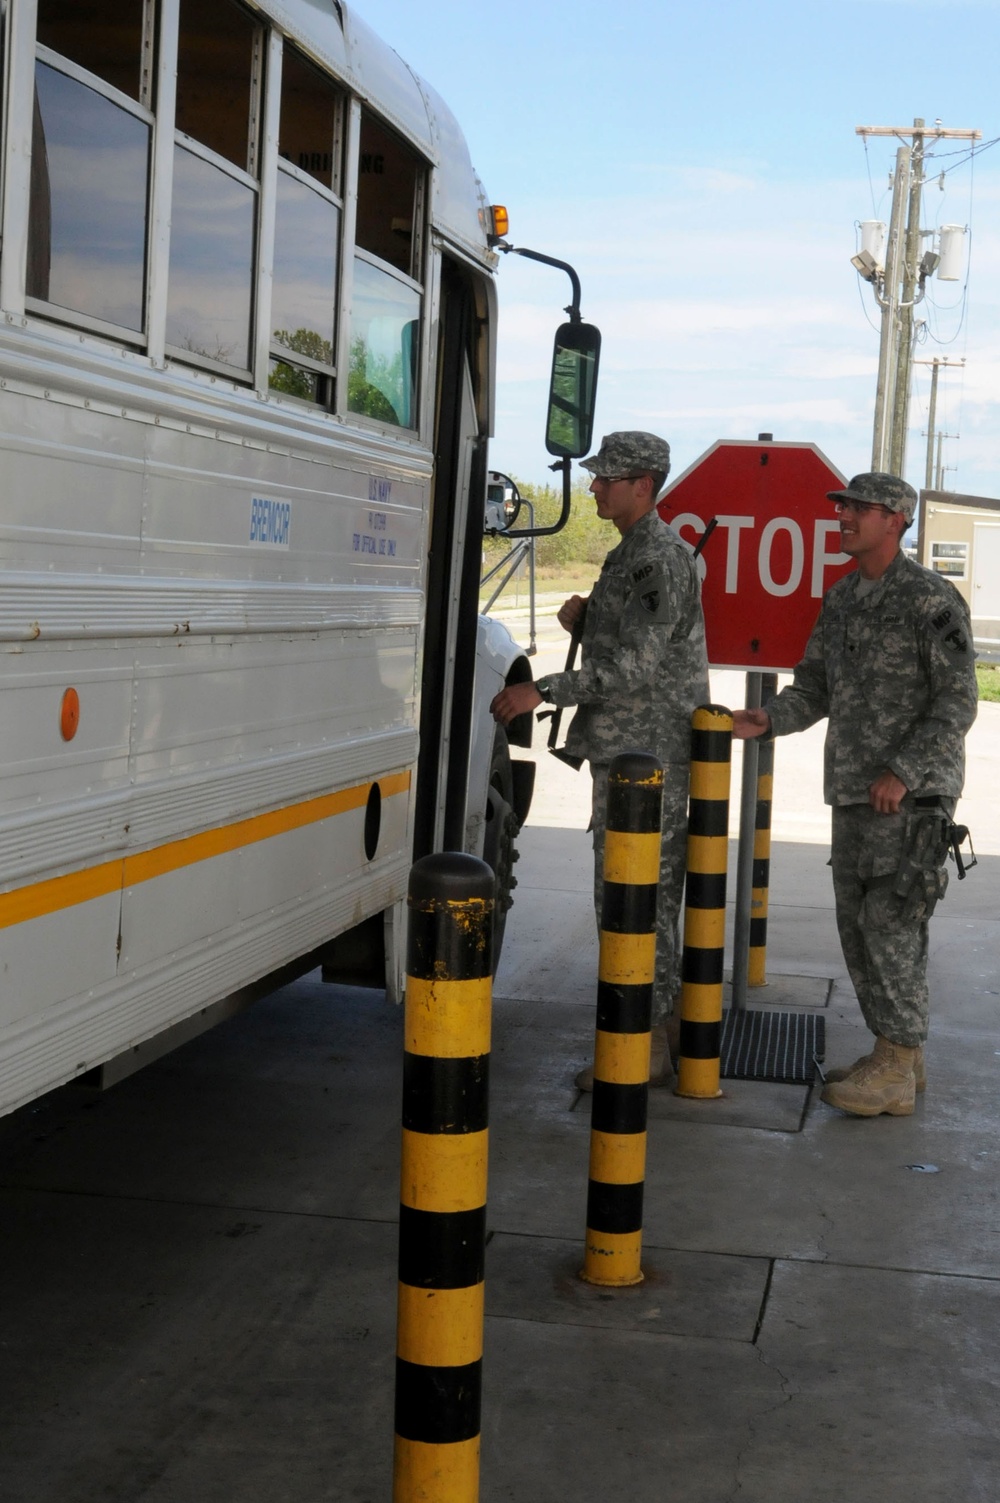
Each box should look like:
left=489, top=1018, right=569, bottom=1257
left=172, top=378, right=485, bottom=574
left=483, top=726, right=519, bottom=966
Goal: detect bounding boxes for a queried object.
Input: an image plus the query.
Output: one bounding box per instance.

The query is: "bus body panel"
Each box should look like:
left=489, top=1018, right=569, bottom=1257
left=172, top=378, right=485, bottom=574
left=0, top=364, right=430, bottom=1113
left=0, top=0, right=532, bottom=1117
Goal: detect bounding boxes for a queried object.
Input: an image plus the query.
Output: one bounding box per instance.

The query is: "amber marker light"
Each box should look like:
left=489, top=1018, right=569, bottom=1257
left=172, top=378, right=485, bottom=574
left=60, top=687, right=80, bottom=741
left=487, top=204, right=509, bottom=242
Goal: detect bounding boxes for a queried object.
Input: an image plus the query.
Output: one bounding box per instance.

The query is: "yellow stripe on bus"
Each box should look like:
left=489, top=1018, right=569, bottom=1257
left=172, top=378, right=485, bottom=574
left=0, top=771, right=410, bottom=932
left=0, top=860, right=125, bottom=931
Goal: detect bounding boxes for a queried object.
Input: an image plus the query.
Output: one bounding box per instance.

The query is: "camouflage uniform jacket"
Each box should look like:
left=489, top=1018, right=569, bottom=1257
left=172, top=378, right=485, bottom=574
left=766, top=551, right=977, bottom=805
left=545, top=509, right=710, bottom=765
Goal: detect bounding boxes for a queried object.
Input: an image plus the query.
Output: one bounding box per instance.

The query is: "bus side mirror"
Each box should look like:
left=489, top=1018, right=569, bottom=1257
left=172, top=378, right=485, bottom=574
left=544, top=321, right=601, bottom=459
left=485, top=471, right=522, bottom=532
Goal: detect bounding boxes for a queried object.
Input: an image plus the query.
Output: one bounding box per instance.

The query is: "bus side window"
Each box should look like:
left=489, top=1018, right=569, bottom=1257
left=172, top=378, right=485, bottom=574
left=27, top=0, right=152, bottom=336
left=355, top=115, right=422, bottom=280
left=165, top=0, right=262, bottom=374
left=348, top=113, right=425, bottom=430
left=269, top=46, right=344, bottom=408
left=36, top=0, right=148, bottom=103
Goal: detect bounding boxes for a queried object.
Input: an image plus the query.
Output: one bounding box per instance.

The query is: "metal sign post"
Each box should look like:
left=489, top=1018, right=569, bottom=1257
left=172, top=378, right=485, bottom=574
left=660, top=436, right=842, bottom=1082
left=730, top=673, right=762, bottom=1014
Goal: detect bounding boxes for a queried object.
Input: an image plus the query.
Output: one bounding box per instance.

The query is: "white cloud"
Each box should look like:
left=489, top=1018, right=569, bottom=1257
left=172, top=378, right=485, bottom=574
left=488, top=155, right=1000, bottom=496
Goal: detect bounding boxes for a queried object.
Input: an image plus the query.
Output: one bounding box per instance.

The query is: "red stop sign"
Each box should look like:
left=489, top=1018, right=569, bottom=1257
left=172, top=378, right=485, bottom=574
left=658, top=439, right=853, bottom=671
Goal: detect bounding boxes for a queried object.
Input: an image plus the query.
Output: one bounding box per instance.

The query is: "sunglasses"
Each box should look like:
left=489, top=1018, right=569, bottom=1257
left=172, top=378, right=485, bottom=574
left=833, top=498, right=895, bottom=517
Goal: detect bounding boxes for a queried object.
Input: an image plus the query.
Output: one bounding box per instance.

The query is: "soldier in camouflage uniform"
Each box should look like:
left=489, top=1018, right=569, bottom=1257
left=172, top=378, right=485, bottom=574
left=491, top=432, right=710, bottom=1087
left=734, top=472, right=977, bottom=1118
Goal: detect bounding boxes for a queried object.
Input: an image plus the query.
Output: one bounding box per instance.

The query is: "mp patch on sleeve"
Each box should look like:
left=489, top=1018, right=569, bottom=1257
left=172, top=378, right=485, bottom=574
left=928, top=604, right=973, bottom=661
left=629, top=564, right=677, bottom=623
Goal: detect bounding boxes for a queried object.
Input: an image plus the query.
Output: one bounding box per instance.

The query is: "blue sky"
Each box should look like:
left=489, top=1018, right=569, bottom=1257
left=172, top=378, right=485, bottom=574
left=359, top=0, right=1000, bottom=497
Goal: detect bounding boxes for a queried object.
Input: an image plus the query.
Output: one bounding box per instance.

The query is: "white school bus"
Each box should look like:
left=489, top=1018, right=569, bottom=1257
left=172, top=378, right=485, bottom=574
left=0, top=0, right=600, bottom=1115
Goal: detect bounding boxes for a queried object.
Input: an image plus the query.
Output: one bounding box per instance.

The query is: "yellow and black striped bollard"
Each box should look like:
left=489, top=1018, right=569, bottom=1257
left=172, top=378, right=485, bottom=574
left=394, top=853, right=493, bottom=1503
left=581, top=752, right=663, bottom=1288
left=676, top=707, right=733, bottom=1099
left=749, top=674, right=777, bottom=988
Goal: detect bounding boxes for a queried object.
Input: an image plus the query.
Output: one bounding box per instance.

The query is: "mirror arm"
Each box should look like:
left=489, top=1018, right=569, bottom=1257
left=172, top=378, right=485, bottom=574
left=494, top=243, right=589, bottom=537
left=497, top=243, right=583, bottom=322
left=501, top=457, right=572, bottom=539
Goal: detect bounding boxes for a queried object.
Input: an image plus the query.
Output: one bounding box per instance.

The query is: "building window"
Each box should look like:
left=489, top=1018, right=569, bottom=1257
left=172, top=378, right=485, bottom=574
left=269, top=47, right=343, bottom=407
left=931, top=542, right=969, bottom=579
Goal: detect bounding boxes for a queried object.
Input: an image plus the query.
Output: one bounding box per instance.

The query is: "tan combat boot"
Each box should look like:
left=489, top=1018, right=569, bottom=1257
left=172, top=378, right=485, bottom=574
left=820, top=1036, right=917, bottom=1116
left=574, top=1022, right=675, bottom=1092
left=825, top=1044, right=926, bottom=1093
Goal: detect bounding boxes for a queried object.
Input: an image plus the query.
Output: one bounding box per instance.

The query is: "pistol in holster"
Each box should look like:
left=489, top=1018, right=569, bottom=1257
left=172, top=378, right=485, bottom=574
left=946, top=821, right=977, bottom=879
left=892, top=797, right=977, bottom=919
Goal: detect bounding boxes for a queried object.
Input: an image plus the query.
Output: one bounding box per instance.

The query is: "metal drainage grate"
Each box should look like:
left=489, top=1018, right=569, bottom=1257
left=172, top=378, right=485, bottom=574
left=720, top=1009, right=825, bottom=1085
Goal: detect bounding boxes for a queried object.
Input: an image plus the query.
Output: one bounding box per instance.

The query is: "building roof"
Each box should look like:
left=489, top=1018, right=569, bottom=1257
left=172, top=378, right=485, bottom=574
left=920, top=488, right=1000, bottom=513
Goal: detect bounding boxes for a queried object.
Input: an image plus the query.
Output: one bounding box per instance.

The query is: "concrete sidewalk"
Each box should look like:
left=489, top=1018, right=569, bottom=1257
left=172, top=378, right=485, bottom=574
left=1, top=652, right=998, bottom=1501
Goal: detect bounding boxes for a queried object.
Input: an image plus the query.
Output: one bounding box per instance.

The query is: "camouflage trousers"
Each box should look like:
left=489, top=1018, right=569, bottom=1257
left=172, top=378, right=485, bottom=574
left=591, top=761, right=691, bottom=1024
left=830, top=799, right=954, bottom=1049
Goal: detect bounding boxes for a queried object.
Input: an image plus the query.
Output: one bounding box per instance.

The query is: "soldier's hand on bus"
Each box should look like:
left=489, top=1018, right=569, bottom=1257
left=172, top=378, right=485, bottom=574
left=869, top=768, right=908, bottom=815
left=557, top=594, right=588, bottom=632
left=732, top=709, right=771, bottom=740
left=490, top=681, right=542, bottom=726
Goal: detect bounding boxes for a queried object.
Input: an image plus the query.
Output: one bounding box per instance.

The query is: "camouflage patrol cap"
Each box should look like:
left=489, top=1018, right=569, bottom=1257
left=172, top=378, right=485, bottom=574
left=581, top=431, right=671, bottom=479
left=827, top=471, right=917, bottom=523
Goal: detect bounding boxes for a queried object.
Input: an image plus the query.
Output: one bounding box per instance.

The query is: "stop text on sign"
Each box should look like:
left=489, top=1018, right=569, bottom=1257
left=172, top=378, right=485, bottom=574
left=658, top=439, right=851, bottom=671
left=672, top=513, right=846, bottom=598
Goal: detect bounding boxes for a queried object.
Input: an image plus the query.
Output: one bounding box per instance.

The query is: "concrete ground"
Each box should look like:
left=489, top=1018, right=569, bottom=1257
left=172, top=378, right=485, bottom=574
left=2, top=622, right=999, bottom=1502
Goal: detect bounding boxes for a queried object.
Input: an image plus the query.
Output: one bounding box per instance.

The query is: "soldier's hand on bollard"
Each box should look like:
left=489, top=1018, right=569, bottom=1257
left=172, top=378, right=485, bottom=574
left=490, top=680, right=542, bottom=726
left=732, top=708, right=771, bottom=740
left=869, top=768, right=908, bottom=815
left=557, top=594, right=588, bottom=632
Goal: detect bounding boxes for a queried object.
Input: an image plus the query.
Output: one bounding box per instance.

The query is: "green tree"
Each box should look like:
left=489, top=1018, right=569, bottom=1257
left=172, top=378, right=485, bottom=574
left=482, top=476, right=614, bottom=576
left=269, top=328, right=333, bottom=400
left=347, top=335, right=403, bottom=424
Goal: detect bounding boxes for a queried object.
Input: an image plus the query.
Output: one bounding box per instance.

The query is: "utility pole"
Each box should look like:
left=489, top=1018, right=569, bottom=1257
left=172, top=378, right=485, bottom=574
left=870, top=146, right=910, bottom=472
left=915, top=356, right=964, bottom=489
left=925, top=355, right=941, bottom=490
left=854, top=121, right=980, bottom=477
left=915, top=358, right=963, bottom=562
left=891, top=122, right=926, bottom=475
left=935, top=432, right=959, bottom=490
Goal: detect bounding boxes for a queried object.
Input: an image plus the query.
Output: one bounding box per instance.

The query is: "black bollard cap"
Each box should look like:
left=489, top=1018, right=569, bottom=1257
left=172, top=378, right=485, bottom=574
left=408, top=852, right=495, bottom=906
left=608, top=751, right=662, bottom=785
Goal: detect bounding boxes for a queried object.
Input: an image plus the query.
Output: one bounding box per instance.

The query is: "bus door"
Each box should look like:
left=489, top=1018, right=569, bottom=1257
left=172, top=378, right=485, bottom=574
left=413, top=256, right=489, bottom=863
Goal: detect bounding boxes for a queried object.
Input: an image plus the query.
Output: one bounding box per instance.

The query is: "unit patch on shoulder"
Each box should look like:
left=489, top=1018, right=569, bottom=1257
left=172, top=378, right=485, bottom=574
left=928, top=605, right=972, bottom=660
left=629, top=564, right=675, bottom=622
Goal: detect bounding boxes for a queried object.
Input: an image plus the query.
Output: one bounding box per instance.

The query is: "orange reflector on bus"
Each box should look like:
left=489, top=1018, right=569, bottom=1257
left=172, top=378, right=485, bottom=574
left=60, top=687, right=80, bottom=741
left=488, top=204, right=509, bottom=239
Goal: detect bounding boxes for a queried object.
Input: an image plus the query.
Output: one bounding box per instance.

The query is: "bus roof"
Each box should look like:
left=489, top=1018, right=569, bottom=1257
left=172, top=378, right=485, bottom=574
left=273, top=0, right=495, bottom=268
